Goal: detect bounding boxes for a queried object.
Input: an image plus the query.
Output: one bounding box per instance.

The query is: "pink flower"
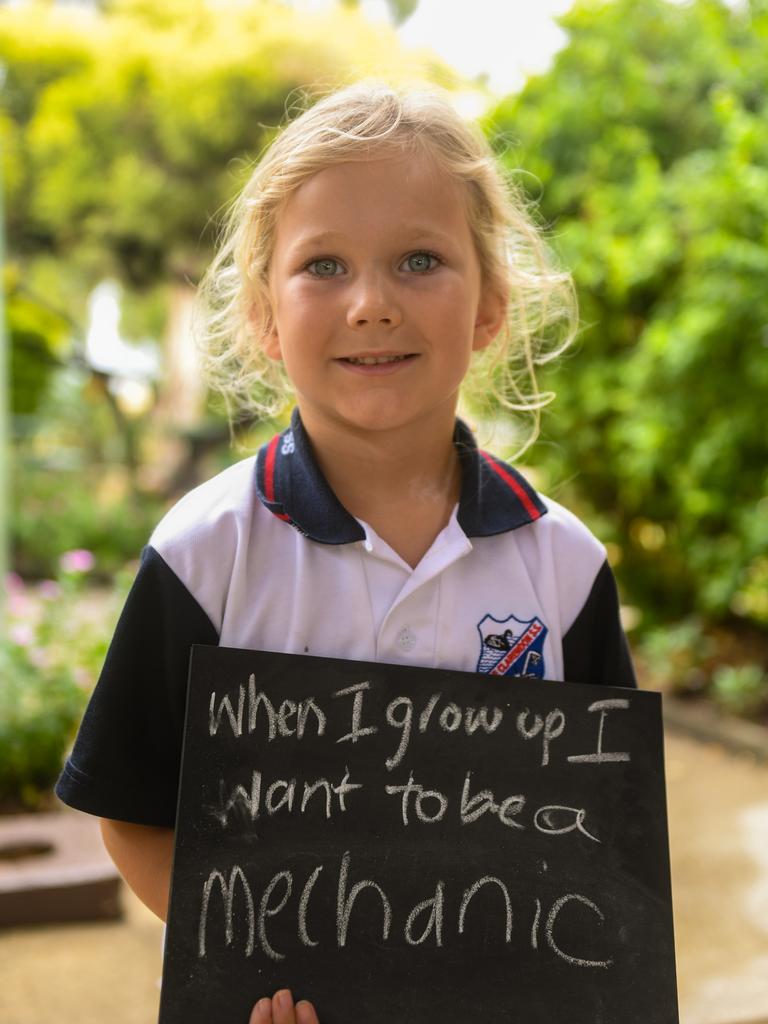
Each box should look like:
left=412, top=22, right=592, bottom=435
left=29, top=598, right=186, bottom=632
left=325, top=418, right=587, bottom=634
left=28, top=647, right=51, bottom=669
left=74, top=667, right=93, bottom=688
left=5, top=573, right=25, bottom=593
left=59, top=549, right=96, bottom=574
left=7, top=592, right=31, bottom=617
left=10, top=623, right=35, bottom=647
left=38, top=580, right=62, bottom=600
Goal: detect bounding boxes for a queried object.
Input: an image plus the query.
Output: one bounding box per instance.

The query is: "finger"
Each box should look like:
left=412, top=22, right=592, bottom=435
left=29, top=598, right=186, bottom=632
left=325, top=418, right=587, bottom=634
left=272, top=989, right=297, bottom=1024
left=250, top=997, right=273, bottom=1024
left=295, top=1000, right=320, bottom=1024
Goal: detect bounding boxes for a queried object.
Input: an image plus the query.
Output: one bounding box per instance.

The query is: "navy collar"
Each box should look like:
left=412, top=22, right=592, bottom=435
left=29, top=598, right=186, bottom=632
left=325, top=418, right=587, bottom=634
left=255, top=408, right=547, bottom=544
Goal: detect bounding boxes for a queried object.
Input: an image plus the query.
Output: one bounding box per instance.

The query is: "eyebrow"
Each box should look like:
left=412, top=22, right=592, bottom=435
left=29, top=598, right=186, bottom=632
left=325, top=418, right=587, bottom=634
left=290, top=227, right=456, bottom=249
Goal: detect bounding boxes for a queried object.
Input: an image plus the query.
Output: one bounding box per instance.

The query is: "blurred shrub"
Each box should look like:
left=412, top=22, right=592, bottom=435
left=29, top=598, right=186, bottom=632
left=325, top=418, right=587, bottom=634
left=711, top=663, right=768, bottom=718
left=636, top=614, right=768, bottom=720
left=6, top=270, right=71, bottom=417
left=1, top=0, right=437, bottom=292
left=488, top=0, right=768, bottom=634
left=636, top=617, right=714, bottom=696
left=12, top=458, right=167, bottom=578
left=0, top=643, right=86, bottom=810
left=1, top=560, right=133, bottom=810
left=730, top=556, right=768, bottom=627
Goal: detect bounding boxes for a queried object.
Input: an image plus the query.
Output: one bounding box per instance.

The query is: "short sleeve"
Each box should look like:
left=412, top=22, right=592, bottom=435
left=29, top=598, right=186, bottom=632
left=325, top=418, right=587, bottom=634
left=55, top=545, right=219, bottom=826
left=561, top=560, right=637, bottom=689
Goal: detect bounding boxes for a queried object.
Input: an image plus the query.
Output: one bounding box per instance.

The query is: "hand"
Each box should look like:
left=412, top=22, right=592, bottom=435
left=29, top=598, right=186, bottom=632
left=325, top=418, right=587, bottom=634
left=250, top=989, right=319, bottom=1024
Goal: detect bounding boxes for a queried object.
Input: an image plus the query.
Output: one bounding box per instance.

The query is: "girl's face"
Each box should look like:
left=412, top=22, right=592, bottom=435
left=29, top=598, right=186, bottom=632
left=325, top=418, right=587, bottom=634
left=265, top=150, right=505, bottom=444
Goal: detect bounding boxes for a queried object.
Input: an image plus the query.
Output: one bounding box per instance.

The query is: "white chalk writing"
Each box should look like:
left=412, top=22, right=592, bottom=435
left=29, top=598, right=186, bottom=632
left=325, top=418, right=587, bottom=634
left=567, top=700, right=631, bottom=764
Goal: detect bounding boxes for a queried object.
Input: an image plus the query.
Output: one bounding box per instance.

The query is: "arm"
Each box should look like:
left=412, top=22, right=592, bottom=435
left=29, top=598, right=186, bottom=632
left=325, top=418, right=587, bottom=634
left=562, top=559, right=637, bottom=688
left=56, top=547, right=220, bottom=827
left=99, top=828, right=320, bottom=1020
left=100, top=818, right=175, bottom=921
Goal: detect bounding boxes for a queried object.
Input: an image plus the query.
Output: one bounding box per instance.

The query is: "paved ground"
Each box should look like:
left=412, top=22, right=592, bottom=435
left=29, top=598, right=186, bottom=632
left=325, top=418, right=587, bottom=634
left=2, top=728, right=768, bottom=1024
left=666, top=733, right=768, bottom=1024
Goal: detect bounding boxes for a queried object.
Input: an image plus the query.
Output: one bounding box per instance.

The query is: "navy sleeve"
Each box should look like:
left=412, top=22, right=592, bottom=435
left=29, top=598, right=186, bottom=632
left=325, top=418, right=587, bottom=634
left=55, top=545, right=219, bottom=827
left=562, top=560, right=637, bottom=688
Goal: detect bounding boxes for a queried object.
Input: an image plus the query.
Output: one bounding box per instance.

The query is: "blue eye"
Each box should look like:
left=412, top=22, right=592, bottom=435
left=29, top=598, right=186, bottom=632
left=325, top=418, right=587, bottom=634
left=303, top=252, right=439, bottom=277
left=306, top=258, right=342, bottom=277
left=403, top=251, right=439, bottom=273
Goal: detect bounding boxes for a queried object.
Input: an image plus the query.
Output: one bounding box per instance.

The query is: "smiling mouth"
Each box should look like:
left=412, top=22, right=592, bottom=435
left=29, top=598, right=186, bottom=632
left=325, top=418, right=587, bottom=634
left=341, top=354, right=415, bottom=365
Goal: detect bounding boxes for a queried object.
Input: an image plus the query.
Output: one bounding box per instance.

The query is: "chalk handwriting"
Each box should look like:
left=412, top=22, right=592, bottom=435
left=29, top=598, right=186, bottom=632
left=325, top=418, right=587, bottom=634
left=196, top=854, right=613, bottom=967
left=460, top=772, right=525, bottom=829
left=385, top=694, right=504, bottom=770
left=208, top=678, right=326, bottom=741
left=198, top=866, right=254, bottom=958
left=336, top=850, right=392, bottom=947
left=405, top=882, right=445, bottom=947
left=534, top=805, right=600, bottom=843
left=334, top=682, right=378, bottom=744
left=298, top=866, right=323, bottom=948
left=256, top=871, right=291, bottom=962
left=458, top=876, right=513, bottom=943
left=212, top=768, right=363, bottom=826
left=531, top=897, right=542, bottom=949
left=192, top=672, right=638, bottom=986
left=516, top=708, right=565, bottom=766
left=385, top=772, right=449, bottom=826
left=567, top=700, right=631, bottom=764
left=207, top=680, right=633, bottom=772
left=379, top=769, right=602, bottom=838
left=546, top=894, right=613, bottom=968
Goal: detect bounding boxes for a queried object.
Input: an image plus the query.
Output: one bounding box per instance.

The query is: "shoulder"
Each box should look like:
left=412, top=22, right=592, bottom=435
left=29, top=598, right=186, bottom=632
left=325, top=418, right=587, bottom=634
left=536, top=494, right=606, bottom=560
left=514, top=489, right=606, bottom=564
left=511, top=492, right=608, bottom=633
left=147, top=456, right=262, bottom=629
left=150, top=456, right=258, bottom=558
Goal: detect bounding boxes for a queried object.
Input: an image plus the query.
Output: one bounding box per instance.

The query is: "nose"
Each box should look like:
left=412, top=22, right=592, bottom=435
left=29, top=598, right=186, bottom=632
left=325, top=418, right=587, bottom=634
left=345, top=271, right=402, bottom=330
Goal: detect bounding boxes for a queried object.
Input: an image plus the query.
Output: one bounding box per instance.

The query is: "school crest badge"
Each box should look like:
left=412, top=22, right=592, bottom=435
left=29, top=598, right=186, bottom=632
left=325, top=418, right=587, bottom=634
left=476, top=613, right=548, bottom=677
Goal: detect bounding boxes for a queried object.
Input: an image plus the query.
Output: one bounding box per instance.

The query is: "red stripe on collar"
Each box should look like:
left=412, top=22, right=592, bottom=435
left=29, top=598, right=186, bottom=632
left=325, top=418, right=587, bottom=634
left=264, top=434, right=290, bottom=522
left=479, top=450, right=543, bottom=523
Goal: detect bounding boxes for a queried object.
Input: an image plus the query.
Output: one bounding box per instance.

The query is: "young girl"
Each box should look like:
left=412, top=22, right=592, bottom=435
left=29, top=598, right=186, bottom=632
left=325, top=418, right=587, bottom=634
left=55, top=81, right=635, bottom=1023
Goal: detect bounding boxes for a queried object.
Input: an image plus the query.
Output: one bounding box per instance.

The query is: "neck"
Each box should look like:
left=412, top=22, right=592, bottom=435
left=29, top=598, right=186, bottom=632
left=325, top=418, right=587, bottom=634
left=298, top=409, right=462, bottom=565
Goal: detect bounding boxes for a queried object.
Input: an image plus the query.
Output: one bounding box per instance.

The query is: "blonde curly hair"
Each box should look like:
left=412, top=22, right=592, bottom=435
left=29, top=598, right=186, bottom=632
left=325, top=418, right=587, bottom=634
left=196, top=80, right=577, bottom=454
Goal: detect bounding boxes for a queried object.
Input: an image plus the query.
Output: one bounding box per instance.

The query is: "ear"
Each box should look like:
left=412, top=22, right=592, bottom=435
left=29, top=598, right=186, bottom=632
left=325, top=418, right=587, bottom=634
left=263, top=321, right=283, bottom=362
left=254, top=297, right=282, bottom=361
left=472, top=283, right=507, bottom=353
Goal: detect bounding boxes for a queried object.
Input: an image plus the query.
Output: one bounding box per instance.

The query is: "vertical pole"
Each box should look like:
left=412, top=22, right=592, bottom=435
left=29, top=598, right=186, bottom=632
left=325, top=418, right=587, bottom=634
left=0, top=130, right=8, bottom=635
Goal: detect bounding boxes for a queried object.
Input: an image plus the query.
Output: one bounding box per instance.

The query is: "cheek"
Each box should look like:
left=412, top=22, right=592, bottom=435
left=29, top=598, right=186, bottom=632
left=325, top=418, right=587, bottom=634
left=432, top=287, right=479, bottom=336
left=283, top=283, right=339, bottom=326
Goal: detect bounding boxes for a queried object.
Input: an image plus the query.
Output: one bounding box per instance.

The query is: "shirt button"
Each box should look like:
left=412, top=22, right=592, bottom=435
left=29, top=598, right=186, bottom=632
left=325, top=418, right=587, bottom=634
left=397, top=627, right=416, bottom=651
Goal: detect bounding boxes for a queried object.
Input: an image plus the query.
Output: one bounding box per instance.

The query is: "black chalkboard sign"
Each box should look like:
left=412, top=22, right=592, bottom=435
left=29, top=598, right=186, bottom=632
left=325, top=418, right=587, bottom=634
left=159, top=646, right=679, bottom=1024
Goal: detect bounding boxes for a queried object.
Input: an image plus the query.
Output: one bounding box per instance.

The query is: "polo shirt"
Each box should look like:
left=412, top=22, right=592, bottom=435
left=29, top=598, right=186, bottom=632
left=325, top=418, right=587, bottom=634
left=56, top=409, right=636, bottom=827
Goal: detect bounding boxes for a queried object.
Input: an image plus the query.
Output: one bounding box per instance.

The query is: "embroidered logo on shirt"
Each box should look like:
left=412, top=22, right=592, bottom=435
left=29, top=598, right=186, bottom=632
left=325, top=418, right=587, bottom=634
left=476, top=613, right=548, bottom=677
left=281, top=431, right=295, bottom=455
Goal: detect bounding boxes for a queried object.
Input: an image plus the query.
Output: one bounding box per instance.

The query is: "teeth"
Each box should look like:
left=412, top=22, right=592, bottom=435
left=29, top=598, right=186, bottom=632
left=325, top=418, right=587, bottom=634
left=347, top=354, right=409, bottom=365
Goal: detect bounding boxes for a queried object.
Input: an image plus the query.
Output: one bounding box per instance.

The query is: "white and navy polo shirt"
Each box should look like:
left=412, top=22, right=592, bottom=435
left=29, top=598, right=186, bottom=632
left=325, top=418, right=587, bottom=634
left=56, top=409, right=635, bottom=827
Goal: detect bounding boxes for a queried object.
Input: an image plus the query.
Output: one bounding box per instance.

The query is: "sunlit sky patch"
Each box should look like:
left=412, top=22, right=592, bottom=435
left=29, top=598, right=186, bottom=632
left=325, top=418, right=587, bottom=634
left=293, top=0, right=574, bottom=99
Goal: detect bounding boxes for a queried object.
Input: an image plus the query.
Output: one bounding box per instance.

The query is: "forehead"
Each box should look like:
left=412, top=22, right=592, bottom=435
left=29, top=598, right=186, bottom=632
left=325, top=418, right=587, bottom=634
left=273, top=150, right=473, bottom=250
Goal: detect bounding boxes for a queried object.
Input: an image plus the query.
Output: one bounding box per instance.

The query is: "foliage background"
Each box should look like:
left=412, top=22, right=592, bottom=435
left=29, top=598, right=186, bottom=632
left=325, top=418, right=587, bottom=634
left=487, top=0, right=768, bottom=640
left=2, top=0, right=767, bottom=803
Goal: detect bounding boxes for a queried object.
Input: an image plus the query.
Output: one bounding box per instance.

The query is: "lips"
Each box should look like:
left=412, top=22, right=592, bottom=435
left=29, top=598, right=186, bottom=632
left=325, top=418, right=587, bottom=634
left=336, top=352, right=419, bottom=375
left=343, top=354, right=413, bottom=366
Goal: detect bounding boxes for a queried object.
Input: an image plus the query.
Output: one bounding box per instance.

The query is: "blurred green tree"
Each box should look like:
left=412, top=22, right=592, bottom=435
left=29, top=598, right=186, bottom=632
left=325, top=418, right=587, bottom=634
left=1, top=0, right=446, bottom=574
left=2, top=0, right=415, bottom=293
left=340, top=0, right=420, bottom=25
left=488, top=0, right=768, bottom=632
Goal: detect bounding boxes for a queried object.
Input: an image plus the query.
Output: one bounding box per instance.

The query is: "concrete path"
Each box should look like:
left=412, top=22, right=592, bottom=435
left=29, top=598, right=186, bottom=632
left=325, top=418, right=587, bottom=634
left=2, top=729, right=767, bottom=1024
left=667, top=732, right=768, bottom=1024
